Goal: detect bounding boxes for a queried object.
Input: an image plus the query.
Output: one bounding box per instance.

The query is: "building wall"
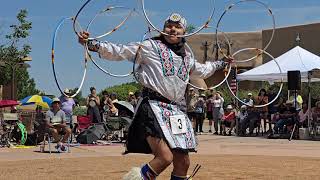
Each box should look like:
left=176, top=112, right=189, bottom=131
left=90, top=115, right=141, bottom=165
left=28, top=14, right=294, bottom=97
left=187, top=22, right=320, bottom=91
left=262, top=23, right=320, bottom=63
left=187, top=31, right=262, bottom=88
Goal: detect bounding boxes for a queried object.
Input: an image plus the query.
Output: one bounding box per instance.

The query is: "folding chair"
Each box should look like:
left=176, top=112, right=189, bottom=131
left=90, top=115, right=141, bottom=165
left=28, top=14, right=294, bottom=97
left=39, top=128, right=71, bottom=153
left=75, top=115, right=92, bottom=133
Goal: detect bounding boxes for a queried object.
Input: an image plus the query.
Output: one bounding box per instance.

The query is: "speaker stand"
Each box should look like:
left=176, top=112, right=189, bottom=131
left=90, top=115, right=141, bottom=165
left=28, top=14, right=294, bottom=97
left=289, top=91, right=298, bottom=141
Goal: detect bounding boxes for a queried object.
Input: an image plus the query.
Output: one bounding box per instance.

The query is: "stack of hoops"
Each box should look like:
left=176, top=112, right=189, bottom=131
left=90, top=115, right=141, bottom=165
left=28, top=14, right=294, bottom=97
left=51, top=0, right=283, bottom=107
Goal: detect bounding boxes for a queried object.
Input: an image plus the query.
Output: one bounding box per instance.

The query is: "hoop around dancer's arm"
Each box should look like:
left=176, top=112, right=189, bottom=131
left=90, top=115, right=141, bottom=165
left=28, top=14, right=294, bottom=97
left=187, top=29, right=233, bottom=90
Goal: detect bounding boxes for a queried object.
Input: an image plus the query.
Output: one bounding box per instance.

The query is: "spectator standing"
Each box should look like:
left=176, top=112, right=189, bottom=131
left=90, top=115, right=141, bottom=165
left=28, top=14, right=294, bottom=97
left=194, top=94, right=206, bottom=134
left=289, top=90, right=303, bottom=111
left=206, top=90, right=214, bottom=133
left=59, top=88, right=76, bottom=125
left=86, top=87, right=101, bottom=123
left=128, top=91, right=138, bottom=108
left=212, top=91, right=224, bottom=135
left=187, top=87, right=198, bottom=131
left=256, top=88, right=269, bottom=133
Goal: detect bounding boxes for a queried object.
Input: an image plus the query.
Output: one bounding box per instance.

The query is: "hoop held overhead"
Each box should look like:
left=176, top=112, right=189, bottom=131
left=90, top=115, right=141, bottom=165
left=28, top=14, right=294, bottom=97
left=141, top=0, right=216, bottom=38
left=215, top=0, right=275, bottom=63
left=73, top=0, right=136, bottom=40
left=52, top=17, right=88, bottom=98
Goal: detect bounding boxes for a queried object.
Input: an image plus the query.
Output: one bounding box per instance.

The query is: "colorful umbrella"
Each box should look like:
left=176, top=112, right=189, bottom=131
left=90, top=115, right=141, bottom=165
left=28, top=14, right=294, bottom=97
left=0, top=100, right=19, bottom=108
left=20, top=95, right=53, bottom=109
left=16, top=104, right=49, bottom=111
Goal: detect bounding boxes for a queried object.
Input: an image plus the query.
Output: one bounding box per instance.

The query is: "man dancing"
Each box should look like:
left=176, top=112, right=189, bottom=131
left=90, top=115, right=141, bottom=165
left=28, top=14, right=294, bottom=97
left=79, top=13, right=230, bottom=180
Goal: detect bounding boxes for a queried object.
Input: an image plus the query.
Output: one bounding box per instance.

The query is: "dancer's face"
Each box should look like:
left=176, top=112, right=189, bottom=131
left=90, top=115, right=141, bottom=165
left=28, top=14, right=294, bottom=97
left=163, top=22, right=185, bottom=44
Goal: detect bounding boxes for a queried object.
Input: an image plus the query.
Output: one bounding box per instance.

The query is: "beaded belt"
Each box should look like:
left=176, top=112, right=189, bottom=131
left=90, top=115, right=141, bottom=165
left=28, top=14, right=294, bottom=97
left=142, top=88, right=175, bottom=105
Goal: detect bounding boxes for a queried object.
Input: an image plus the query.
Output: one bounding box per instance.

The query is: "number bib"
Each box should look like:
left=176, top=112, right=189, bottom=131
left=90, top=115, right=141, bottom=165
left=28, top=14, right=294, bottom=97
left=170, top=115, right=188, bottom=135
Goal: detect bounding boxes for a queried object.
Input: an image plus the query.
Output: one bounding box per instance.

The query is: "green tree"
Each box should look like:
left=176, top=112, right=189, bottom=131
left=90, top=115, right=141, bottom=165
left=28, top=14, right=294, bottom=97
left=186, top=24, right=196, bottom=33
left=102, top=82, right=142, bottom=101
left=69, top=88, right=86, bottom=106
left=0, top=9, right=39, bottom=99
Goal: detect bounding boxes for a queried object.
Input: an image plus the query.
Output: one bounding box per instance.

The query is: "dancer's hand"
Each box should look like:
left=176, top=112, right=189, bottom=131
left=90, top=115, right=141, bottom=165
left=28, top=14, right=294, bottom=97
left=78, top=31, right=90, bottom=45
left=79, top=31, right=99, bottom=52
left=225, top=55, right=234, bottom=64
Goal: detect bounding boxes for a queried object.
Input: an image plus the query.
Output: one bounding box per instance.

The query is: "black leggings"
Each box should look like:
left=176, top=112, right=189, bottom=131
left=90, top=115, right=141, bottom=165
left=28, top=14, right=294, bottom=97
left=87, top=106, right=101, bottom=123
left=195, top=113, right=204, bottom=132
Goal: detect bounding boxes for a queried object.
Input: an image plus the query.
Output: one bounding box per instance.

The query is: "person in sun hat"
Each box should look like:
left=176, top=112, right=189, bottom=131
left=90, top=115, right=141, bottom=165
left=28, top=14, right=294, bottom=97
left=221, top=104, right=236, bottom=136
left=59, top=88, right=76, bottom=125
left=193, top=93, right=206, bottom=134
left=212, top=91, right=224, bottom=135
left=79, top=12, right=232, bottom=180
left=243, top=92, right=254, bottom=107
left=45, top=97, right=71, bottom=152
left=128, top=91, right=137, bottom=108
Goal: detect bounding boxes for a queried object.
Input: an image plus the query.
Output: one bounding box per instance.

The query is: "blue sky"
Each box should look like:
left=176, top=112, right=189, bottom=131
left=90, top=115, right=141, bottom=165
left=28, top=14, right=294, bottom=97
left=1, top=0, right=320, bottom=98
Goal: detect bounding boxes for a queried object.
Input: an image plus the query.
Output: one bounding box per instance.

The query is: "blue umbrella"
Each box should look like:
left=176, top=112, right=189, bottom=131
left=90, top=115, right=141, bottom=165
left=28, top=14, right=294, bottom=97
left=20, top=95, right=53, bottom=109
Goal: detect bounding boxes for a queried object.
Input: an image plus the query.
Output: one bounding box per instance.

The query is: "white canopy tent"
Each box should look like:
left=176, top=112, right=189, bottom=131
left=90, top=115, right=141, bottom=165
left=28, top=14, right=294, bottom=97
left=237, top=46, right=320, bottom=82
left=237, top=46, right=320, bottom=138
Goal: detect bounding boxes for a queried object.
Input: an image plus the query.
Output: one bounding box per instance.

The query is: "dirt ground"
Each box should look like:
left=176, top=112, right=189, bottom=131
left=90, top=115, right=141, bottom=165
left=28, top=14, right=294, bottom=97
left=1, top=134, right=320, bottom=180
left=1, top=154, right=320, bottom=180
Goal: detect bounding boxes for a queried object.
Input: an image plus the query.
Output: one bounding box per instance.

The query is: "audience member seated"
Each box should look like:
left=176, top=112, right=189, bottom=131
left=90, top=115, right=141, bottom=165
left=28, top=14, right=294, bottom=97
left=312, top=101, right=320, bottom=124
left=298, top=102, right=310, bottom=128
left=221, top=105, right=236, bottom=136
left=273, top=100, right=296, bottom=134
left=45, top=98, right=72, bottom=152
left=247, top=106, right=261, bottom=136
left=34, top=105, right=46, bottom=132
left=238, top=105, right=248, bottom=136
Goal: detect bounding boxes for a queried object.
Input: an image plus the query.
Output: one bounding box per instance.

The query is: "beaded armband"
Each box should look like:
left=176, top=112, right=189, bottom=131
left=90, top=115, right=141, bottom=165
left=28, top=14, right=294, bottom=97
left=87, top=40, right=100, bottom=52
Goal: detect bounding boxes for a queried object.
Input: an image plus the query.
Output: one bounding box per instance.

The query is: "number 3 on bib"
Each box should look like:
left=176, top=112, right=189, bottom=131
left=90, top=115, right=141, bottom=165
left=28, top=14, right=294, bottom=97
left=170, top=115, right=188, bottom=135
